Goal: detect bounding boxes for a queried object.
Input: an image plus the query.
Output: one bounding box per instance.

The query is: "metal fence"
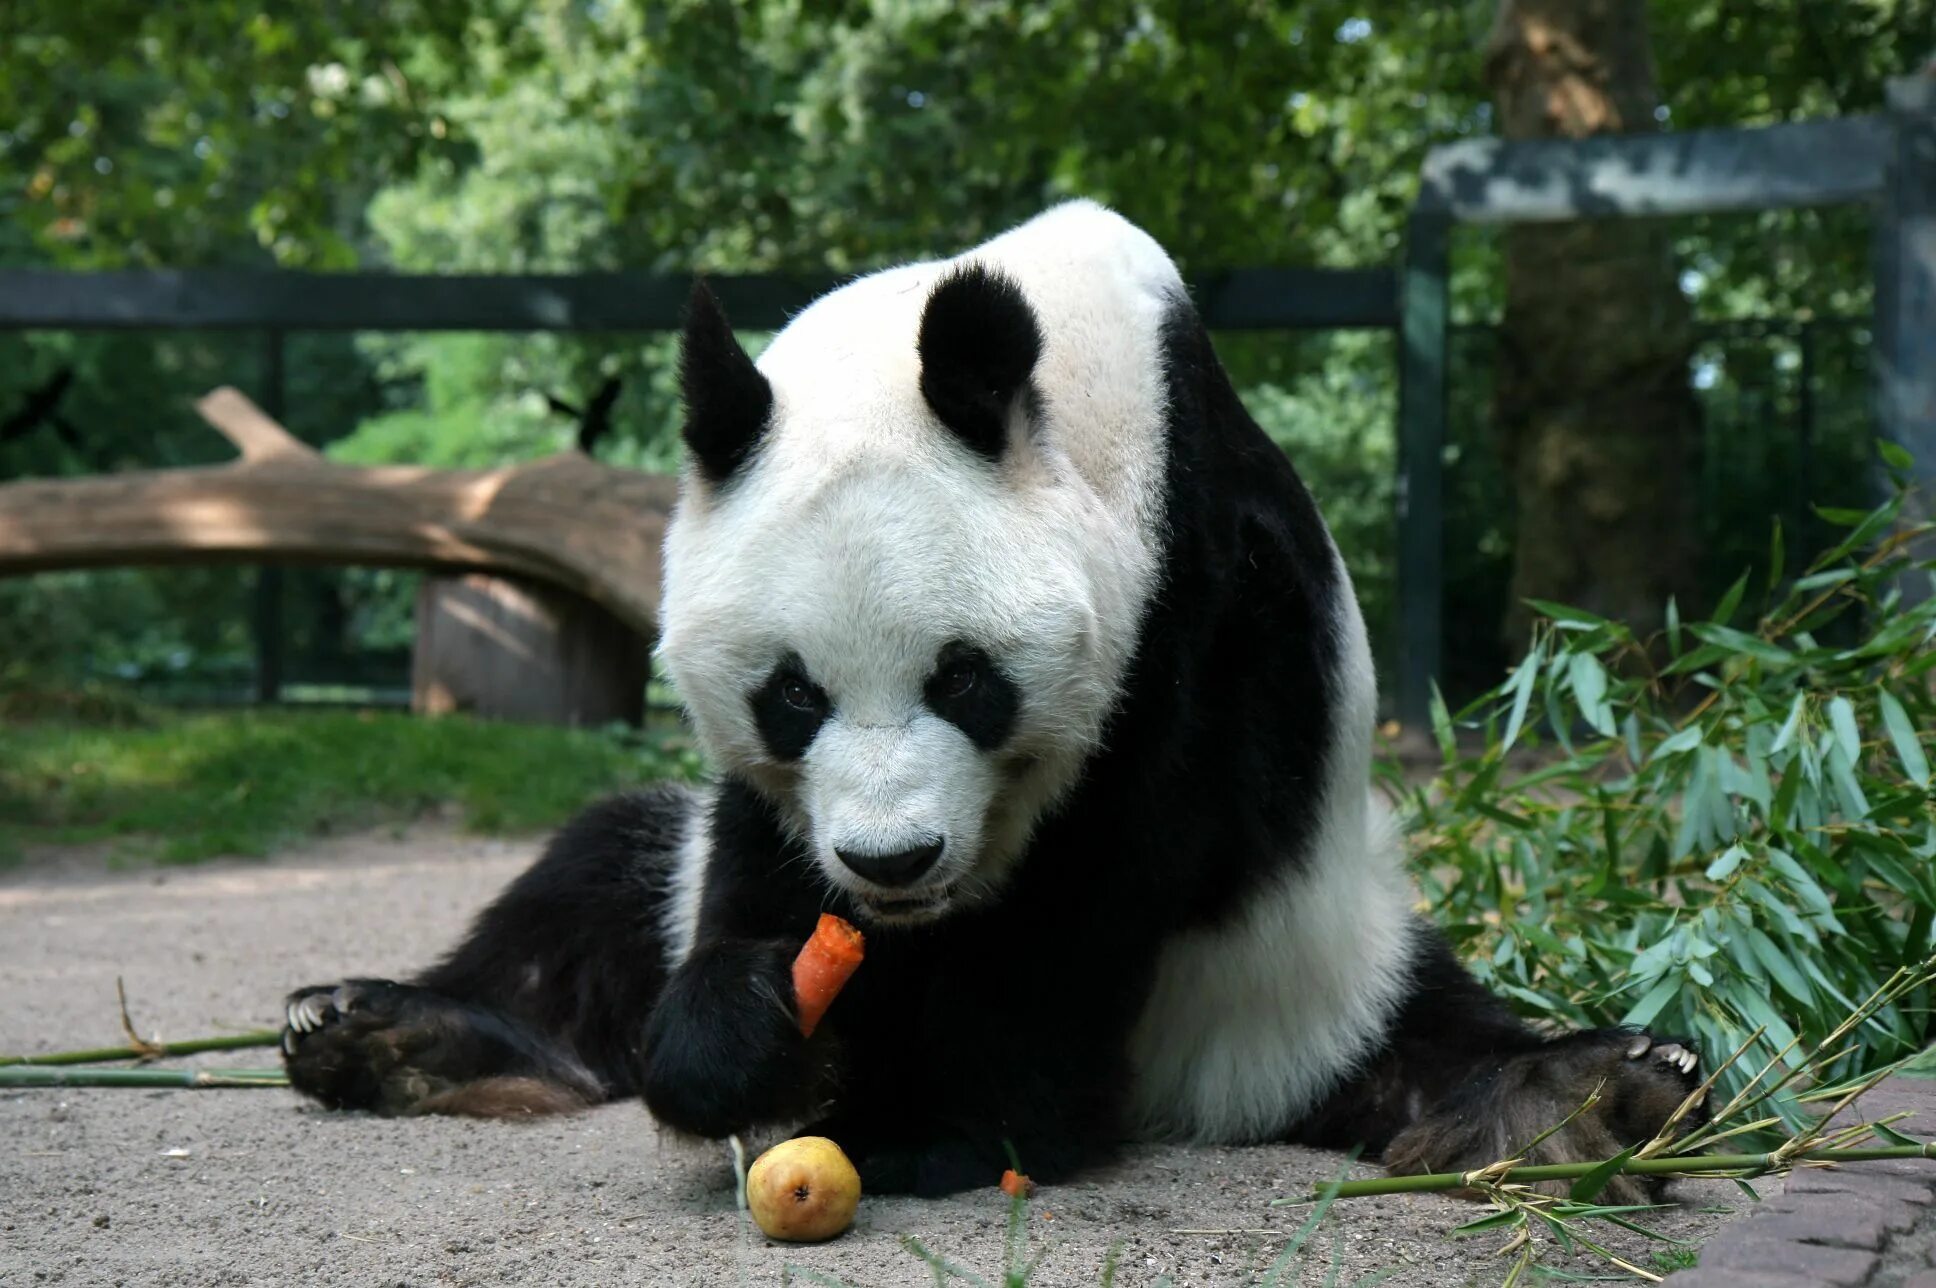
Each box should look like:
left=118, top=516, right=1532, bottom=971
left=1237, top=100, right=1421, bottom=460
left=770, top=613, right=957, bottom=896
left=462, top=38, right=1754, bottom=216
left=2, top=305, right=1875, bottom=713
left=0, top=266, right=1400, bottom=709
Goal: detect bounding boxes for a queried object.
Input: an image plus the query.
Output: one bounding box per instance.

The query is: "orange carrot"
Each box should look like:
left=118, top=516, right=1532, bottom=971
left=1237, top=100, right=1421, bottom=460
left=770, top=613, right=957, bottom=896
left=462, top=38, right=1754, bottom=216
left=792, top=913, right=865, bottom=1037
left=999, top=1169, right=1033, bottom=1199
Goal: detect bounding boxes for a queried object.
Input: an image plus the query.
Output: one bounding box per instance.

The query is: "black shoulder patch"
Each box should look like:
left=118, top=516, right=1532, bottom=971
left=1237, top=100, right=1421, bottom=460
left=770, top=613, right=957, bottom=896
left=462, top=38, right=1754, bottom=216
left=916, top=263, right=1043, bottom=462
left=680, top=280, right=775, bottom=484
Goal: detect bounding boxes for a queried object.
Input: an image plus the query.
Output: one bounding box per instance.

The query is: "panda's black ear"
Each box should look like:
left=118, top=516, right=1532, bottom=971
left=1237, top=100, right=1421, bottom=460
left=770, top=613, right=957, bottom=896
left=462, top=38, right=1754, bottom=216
left=917, top=263, right=1043, bottom=462
left=680, top=279, right=774, bottom=484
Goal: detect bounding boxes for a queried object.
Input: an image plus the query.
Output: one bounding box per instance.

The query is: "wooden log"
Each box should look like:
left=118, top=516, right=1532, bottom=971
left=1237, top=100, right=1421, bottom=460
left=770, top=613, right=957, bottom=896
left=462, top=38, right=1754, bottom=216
left=0, top=388, right=678, bottom=637
left=413, top=573, right=648, bottom=726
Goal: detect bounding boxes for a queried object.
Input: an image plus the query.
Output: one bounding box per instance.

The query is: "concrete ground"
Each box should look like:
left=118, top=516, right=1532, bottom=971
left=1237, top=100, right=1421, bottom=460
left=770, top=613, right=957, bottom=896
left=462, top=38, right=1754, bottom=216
left=2, top=824, right=1753, bottom=1287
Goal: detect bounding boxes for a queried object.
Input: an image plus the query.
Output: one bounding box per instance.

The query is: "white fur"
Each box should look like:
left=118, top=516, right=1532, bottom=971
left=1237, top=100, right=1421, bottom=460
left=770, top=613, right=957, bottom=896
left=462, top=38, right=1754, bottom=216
left=657, top=202, right=1179, bottom=917
left=659, top=789, right=714, bottom=968
left=1128, top=549, right=1415, bottom=1143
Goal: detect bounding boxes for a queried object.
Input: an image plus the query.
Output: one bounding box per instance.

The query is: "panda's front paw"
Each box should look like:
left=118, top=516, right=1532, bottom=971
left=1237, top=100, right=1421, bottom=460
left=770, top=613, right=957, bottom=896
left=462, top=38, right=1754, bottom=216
left=640, top=938, right=822, bottom=1139
left=847, top=1136, right=996, bottom=1198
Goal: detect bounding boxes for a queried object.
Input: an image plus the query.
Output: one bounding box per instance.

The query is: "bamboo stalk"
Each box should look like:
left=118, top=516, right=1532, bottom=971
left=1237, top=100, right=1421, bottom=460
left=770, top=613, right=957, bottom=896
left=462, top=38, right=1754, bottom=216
left=0, top=1030, right=283, bottom=1067
left=0, top=1066, right=288, bottom=1089
left=1286, top=1144, right=1936, bottom=1202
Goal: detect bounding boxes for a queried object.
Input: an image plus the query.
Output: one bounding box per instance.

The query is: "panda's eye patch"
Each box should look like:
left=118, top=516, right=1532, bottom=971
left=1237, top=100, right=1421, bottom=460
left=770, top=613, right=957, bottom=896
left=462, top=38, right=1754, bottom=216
left=924, top=643, right=1017, bottom=751
left=751, top=655, right=830, bottom=761
left=937, top=661, right=978, bottom=700
left=779, top=676, right=821, bottom=712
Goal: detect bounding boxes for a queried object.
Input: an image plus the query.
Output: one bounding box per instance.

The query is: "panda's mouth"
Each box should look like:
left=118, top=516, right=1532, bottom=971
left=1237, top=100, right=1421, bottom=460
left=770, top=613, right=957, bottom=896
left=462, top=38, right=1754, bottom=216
left=854, top=883, right=958, bottom=926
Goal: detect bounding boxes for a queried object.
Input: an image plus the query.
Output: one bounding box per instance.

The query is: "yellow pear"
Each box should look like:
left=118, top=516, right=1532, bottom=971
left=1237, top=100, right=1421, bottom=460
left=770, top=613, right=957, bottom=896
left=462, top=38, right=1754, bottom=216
left=746, top=1136, right=861, bottom=1242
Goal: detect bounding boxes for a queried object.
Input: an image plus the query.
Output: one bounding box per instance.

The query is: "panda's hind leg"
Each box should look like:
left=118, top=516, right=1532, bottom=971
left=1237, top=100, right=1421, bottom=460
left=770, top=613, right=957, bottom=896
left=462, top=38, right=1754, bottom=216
left=282, top=978, right=602, bottom=1117
left=1385, top=1027, right=1706, bottom=1205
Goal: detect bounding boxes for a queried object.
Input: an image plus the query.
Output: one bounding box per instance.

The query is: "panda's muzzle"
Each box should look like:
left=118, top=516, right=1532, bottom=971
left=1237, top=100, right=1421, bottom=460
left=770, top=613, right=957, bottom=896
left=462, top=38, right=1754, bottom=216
left=834, top=838, right=945, bottom=888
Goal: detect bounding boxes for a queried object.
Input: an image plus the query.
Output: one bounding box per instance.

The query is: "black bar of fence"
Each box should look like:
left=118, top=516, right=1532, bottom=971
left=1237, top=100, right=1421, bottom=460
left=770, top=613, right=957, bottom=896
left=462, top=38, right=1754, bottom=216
left=0, top=268, right=1401, bottom=333
left=1397, top=214, right=1450, bottom=734
left=1875, top=75, right=1936, bottom=602
left=252, top=329, right=287, bottom=704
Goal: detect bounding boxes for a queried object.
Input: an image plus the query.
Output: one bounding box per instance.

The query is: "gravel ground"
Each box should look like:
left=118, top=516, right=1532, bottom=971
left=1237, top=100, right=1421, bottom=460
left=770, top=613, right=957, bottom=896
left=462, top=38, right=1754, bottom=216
left=1, top=823, right=1757, bottom=1287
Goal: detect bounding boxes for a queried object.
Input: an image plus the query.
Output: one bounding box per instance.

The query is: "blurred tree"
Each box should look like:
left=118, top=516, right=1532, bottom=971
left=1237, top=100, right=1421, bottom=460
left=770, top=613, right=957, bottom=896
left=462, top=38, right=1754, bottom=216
left=1485, top=0, right=1702, bottom=645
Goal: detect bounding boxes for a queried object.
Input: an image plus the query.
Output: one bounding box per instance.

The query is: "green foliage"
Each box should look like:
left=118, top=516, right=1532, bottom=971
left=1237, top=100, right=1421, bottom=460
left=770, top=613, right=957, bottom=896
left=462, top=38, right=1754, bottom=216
left=0, top=710, right=702, bottom=865
left=5, top=0, right=1925, bottom=698
left=1403, top=477, right=1936, bottom=1123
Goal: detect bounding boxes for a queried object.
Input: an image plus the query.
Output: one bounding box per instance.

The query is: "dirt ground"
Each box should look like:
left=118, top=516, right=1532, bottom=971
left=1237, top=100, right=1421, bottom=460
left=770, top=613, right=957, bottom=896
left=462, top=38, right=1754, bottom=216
left=1, top=823, right=1754, bottom=1287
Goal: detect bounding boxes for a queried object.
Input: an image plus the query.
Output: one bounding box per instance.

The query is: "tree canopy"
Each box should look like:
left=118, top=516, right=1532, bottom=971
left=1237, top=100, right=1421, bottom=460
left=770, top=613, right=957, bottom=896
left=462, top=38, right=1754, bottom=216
left=1, top=0, right=1927, bottom=694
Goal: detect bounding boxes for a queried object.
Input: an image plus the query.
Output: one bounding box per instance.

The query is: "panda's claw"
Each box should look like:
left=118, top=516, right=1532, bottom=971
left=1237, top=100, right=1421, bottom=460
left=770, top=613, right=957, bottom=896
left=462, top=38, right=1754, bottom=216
left=1623, top=1035, right=1652, bottom=1060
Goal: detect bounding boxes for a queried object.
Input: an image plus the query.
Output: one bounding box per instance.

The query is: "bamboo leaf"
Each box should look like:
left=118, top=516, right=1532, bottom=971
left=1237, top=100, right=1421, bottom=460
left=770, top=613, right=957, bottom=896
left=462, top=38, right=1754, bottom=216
left=1428, top=682, right=1455, bottom=764
left=1501, top=648, right=1540, bottom=756
left=1622, top=975, right=1682, bottom=1028
left=1452, top=1209, right=1525, bottom=1236
left=1714, top=570, right=1751, bottom=627
left=1877, top=688, right=1931, bottom=786
left=1687, top=623, right=1792, bottom=665
left=1568, top=1146, right=1638, bottom=1202
left=1770, top=692, right=1807, bottom=754
left=1828, top=697, right=1862, bottom=765
left=1705, top=844, right=1747, bottom=881
left=1871, top=1122, right=1923, bottom=1148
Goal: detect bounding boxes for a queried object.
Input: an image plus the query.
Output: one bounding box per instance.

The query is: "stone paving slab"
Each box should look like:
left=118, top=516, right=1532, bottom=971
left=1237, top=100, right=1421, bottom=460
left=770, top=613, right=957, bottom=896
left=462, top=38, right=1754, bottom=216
left=1667, top=1073, right=1936, bottom=1288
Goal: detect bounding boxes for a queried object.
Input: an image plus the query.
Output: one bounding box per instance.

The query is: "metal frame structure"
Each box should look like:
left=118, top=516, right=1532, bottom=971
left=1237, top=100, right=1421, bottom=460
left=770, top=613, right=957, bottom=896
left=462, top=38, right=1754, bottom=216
left=0, top=265, right=1399, bottom=701
left=1396, top=81, right=1935, bottom=730
left=8, top=74, right=1931, bottom=722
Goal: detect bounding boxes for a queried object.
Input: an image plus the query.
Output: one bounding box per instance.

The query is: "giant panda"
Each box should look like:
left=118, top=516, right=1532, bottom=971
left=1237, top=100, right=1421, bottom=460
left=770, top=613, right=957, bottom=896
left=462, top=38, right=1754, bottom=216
left=281, top=202, right=1703, bottom=1198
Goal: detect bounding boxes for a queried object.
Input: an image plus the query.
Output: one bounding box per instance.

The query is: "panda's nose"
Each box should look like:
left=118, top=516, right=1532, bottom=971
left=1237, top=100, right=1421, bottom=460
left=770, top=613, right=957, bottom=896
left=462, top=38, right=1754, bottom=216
left=835, top=839, right=944, bottom=888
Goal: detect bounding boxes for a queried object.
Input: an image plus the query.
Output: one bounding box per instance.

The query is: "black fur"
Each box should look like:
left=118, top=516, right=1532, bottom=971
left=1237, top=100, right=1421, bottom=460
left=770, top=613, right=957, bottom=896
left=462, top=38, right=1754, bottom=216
left=921, top=642, right=1018, bottom=751
left=917, top=264, right=1044, bottom=461
left=1291, top=929, right=1706, bottom=1202
left=680, top=280, right=774, bottom=484
left=748, top=652, right=830, bottom=761
left=284, top=287, right=1701, bottom=1197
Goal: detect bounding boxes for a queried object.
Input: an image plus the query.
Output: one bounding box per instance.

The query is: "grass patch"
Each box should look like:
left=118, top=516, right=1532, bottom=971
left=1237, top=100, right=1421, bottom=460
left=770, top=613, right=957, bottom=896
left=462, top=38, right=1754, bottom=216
left=0, top=708, right=702, bottom=865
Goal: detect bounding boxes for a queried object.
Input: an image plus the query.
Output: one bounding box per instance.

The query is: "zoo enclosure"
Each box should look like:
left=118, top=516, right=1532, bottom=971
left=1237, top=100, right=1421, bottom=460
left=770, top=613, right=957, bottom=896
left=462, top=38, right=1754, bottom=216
left=4, top=76, right=1931, bottom=723
left=0, top=265, right=1400, bottom=706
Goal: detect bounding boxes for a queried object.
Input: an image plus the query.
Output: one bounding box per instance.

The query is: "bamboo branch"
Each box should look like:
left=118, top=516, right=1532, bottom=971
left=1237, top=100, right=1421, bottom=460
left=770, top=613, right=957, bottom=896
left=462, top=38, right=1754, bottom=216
left=0, top=1066, right=288, bottom=1089
left=0, top=1030, right=282, bottom=1067
left=1286, top=1144, right=1936, bottom=1202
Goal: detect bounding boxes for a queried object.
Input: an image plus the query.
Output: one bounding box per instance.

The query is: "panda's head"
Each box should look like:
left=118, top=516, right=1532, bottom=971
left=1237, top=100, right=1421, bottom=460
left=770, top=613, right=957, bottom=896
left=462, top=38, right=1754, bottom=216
left=657, top=243, right=1160, bottom=927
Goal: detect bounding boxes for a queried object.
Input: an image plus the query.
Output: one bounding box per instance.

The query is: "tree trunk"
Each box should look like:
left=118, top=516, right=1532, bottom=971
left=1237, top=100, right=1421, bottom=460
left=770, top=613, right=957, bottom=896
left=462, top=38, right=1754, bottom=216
left=0, top=387, right=676, bottom=638
left=1486, top=0, right=1702, bottom=646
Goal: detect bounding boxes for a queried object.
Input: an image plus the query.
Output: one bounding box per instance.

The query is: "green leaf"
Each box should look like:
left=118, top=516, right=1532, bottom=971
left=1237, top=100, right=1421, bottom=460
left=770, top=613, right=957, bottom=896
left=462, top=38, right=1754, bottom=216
left=1653, top=726, right=1704, bottom=760
left=1665, top=595, right=1682, bottom=657
left=1569, top=1146, right=1637, bottom=1202
left=1501, top=647, right=1540, bottom=756
left=1452, top=1209, right=1526, bottom=1236
left=1771, top=692, right=1807, bottom=755
left=1686, top=623, right=1793, bottom=665
left=1568, top=652, right=1615, bottom=736
left=1877, top=688, right=1931, bottom=786
left=1879, top=438, right=1914, bottom=471
left=1524, top=600, right=1612, bottom=631
left=1871, top=1121, right=1924, bottom=1147
left=1428, top=682, right=1456, bottom=764
left=1743, top=926, right=1814, bottom=1008
left=1792, top=568, right=1857, bottom=592
left=1705, top=844, right=1747, bottom=881
left=1826, top=746, right=1873, bottom=819
left=1768, top=520, right=1785, bottom=595
left=1713, top=570, right=1751, bottom=627
left=1828, top=696, right=1862, bottom=764
left=1622, top=974, right=1682, bottom=1028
